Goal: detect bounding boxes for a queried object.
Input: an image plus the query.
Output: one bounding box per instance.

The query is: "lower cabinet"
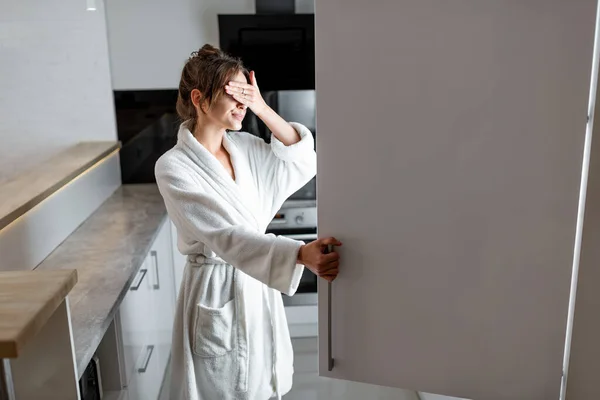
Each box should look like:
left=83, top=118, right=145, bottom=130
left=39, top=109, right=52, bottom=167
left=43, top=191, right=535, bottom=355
left=126, top=344, right=162, bottom=400
left=149, top=217, right=176, bottom=382
left=118, top=219, right=176, bottom=400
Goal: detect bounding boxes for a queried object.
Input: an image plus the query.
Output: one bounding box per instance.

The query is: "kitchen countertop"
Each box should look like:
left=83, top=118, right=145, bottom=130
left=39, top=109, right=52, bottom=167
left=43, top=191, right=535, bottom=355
left=0, top=141, right=120, bottom=232
left=0, top=270, right=78, bottom=358
left=34, top=184, right=167, bottom=378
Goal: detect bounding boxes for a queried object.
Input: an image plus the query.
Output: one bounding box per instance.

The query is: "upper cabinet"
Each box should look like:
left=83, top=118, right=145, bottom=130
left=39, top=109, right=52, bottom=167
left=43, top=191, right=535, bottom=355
left=315, top=1, right=598, bottom=399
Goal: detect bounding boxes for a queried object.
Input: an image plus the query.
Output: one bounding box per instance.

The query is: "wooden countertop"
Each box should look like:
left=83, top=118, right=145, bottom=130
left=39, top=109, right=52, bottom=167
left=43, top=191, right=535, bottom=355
left=0, top=141, right=120, bottom=232
left=0, top=269, right=78, bottom=358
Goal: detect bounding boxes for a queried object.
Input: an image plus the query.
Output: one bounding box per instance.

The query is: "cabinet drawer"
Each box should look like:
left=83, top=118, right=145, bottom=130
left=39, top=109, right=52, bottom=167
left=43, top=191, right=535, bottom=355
left=127, top=342, right=162, bottom=400
left=119, top=256, right=157, bottom=384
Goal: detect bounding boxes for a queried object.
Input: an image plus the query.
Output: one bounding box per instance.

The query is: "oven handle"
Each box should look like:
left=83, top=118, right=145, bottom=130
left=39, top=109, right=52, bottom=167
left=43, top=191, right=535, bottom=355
left=285, top=233, right=318, bottom=241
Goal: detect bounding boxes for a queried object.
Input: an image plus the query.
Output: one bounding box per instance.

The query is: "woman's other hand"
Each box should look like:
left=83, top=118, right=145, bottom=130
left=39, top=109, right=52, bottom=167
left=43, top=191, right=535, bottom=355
left=297, top=237, right=343, bottom=282
left=225, top=71, right=267, bottom=116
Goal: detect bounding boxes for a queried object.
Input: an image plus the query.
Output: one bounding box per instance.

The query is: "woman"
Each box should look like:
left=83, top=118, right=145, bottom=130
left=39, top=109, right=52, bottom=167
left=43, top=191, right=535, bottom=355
left=155, top=44, right=342, bottom=400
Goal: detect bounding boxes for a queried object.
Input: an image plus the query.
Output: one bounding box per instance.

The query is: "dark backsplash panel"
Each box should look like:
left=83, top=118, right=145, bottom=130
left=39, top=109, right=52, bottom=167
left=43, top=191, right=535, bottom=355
left=114, top=90, right=180, bottom=184
left=113, top=89, right=316, bottom=201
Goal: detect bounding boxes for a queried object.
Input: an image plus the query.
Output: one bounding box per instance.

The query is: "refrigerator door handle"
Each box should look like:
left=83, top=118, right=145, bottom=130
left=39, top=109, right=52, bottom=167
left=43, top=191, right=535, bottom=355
left=324, top=243, right=335, bottom=371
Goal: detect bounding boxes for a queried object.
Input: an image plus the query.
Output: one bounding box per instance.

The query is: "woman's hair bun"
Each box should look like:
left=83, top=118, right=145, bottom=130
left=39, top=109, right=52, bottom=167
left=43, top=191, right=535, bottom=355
left=176, top=43, right=248, bottom=130
left=191, top=44, right=221, bottom=60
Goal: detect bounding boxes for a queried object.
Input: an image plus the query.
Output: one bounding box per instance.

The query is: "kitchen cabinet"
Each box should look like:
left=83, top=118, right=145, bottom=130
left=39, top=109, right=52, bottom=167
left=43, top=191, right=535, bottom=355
left=150, top=219, right=176, bottom=378
left=119, top=256, right=156, bottom=385
left=315, top=1, right=597, bottom=400
left=118, top=219, right=175, bottom=399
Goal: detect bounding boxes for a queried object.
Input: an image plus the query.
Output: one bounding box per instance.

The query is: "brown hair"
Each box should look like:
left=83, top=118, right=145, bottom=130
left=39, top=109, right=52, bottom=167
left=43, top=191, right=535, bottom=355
left=176, top=44, right=249, bottom=131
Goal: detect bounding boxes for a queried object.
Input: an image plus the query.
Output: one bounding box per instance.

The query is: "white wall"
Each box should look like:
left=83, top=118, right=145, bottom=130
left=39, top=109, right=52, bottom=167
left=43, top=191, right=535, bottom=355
left=105, top=0, right=314, bottom=90
left=0, top=0, right=117, bottom=185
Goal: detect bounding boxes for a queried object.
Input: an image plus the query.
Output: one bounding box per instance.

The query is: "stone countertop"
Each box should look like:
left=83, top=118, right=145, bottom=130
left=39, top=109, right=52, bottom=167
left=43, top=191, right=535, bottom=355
left=34, top=184, right=167, bottom=378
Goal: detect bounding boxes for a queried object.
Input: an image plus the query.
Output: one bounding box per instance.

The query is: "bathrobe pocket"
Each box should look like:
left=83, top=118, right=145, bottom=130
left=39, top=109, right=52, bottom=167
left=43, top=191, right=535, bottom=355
left=193, top=298, right=236, bottom=357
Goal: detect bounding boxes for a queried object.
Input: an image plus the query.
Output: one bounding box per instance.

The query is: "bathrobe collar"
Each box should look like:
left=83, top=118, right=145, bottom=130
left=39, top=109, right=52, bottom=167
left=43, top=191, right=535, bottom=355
left=177, top=122, right=261, bottom=231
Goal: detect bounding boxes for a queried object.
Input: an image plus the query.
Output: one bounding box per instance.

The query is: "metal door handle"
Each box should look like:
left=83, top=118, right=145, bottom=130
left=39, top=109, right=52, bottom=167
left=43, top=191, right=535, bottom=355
left=130, top=268, right=147, bottom=291
left=151, top=250, right=160, bottom=290
left=324, top=244, right=335, bottom=371
left=138, top=345, right=155, bottom=373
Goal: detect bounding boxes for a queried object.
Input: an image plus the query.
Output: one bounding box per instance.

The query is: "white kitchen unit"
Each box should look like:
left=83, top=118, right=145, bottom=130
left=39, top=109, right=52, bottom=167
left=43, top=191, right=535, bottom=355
left=151, top=220, right=177, bottom=376
left=119, top=219, right=175, bottom=400
left=315, top=1, right=599, bottom=400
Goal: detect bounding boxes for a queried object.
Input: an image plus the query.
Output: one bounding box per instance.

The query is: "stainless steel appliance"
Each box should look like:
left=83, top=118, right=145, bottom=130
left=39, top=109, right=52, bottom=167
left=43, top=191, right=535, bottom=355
left=242, top=90, right=317, bottom=203
left=266, top=200, right=317, bottom=306
left=218, top=0, right=317, bottom=202
left=238, top=92, right=318, bottom=307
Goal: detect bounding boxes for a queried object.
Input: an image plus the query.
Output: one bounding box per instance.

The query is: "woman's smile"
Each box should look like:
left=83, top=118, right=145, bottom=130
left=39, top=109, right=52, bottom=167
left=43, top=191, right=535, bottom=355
left=231, top=111, right=245, bottom=122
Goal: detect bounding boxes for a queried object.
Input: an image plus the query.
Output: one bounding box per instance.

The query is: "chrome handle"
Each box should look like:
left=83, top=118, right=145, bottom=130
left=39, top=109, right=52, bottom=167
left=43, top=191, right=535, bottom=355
left=130, top=268, right=147, bottom=291
left=151, top=250, right=160, bottom=290
left=324, top=244, right=335, bottom=371
left=138, top=345, right=155, bottom=373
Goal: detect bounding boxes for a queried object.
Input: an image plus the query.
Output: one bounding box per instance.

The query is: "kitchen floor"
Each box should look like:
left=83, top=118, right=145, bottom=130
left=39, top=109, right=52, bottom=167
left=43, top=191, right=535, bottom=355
left=288, top=337, right=419, bottom=400
left=159, top=338, right=420, bottom=400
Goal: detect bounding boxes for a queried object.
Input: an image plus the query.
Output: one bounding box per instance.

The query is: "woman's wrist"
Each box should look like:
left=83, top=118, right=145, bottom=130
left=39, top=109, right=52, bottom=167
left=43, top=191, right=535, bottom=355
left=297, top=244, right=305, bottom=264
left=257, top=106, right=301, bottom=146
left=253, top=102, right=271, bottom=119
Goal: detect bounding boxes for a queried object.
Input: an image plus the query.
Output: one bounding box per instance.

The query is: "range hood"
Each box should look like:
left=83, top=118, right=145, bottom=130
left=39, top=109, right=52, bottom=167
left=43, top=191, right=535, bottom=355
left=218, top=0, right=314, bottom=91
left=255, top=0, right=295, bottom=14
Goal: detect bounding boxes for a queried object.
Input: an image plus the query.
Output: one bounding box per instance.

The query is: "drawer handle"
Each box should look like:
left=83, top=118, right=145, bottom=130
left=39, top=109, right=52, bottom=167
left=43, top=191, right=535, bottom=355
left=151, top=250, right=160, bottom=290
left=138, top=345, right=155, bottom=373
left=130, top=268, right=148, bottom=291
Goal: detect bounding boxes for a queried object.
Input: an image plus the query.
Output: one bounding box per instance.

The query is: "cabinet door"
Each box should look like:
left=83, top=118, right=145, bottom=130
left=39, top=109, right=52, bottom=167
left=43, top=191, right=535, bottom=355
left=149, top=220, right=176, bottom=379
left=127, top=343, right=162, bottom=400
left=119, top=255, right=156, bottom=385
left=315, top=1, right=597, bottom=399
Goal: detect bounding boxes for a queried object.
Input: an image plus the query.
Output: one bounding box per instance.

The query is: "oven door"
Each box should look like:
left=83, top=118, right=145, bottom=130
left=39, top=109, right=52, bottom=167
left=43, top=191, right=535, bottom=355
left=271, top=231, right=318, bottom=306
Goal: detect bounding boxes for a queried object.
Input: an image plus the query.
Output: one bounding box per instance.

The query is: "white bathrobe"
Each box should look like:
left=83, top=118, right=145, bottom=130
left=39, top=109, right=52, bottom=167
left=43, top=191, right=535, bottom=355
left=155, top=121, right=316, bottom=400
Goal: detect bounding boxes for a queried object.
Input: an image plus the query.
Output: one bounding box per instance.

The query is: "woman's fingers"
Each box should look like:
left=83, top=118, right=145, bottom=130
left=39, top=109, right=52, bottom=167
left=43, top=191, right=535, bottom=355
left=225, top=85, right=250, bottom=95
left=320, top=237, right=343, bottom=248
left=226, top=81, right=253, bottom=93
left=227, top=80, right=250, bottom=88
left=225, top=85, right=252, bottom=96
left=230, top=93, right=249, bottom=105
left=230, top=95, right=250, bottom=108
left=322, top=268, right=339, bottom=282
left=315, top=254, right=339, bottom=277
left=301, top=237, right=342, bottom=282
left=250, top=71, right=258, bottom=87
left=225, top=76, right=267, bottom=115
left=226, top=86, right=258, bottom=106
left=320, top=252, right=339, bottom=264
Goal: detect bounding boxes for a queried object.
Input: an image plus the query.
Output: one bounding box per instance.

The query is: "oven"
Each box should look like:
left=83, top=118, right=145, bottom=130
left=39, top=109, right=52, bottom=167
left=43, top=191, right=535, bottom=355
left=266, top=200, right=318, bottom=306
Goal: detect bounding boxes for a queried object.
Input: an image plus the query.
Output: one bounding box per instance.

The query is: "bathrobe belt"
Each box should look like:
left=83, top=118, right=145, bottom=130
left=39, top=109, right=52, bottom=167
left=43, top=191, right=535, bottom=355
left=187, top=253, right=228, bottom=266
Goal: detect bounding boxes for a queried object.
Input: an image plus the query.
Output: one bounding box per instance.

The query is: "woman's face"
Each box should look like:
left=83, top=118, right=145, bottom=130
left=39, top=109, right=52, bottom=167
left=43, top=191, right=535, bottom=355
left=195, top=70, right=248, bottom=132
